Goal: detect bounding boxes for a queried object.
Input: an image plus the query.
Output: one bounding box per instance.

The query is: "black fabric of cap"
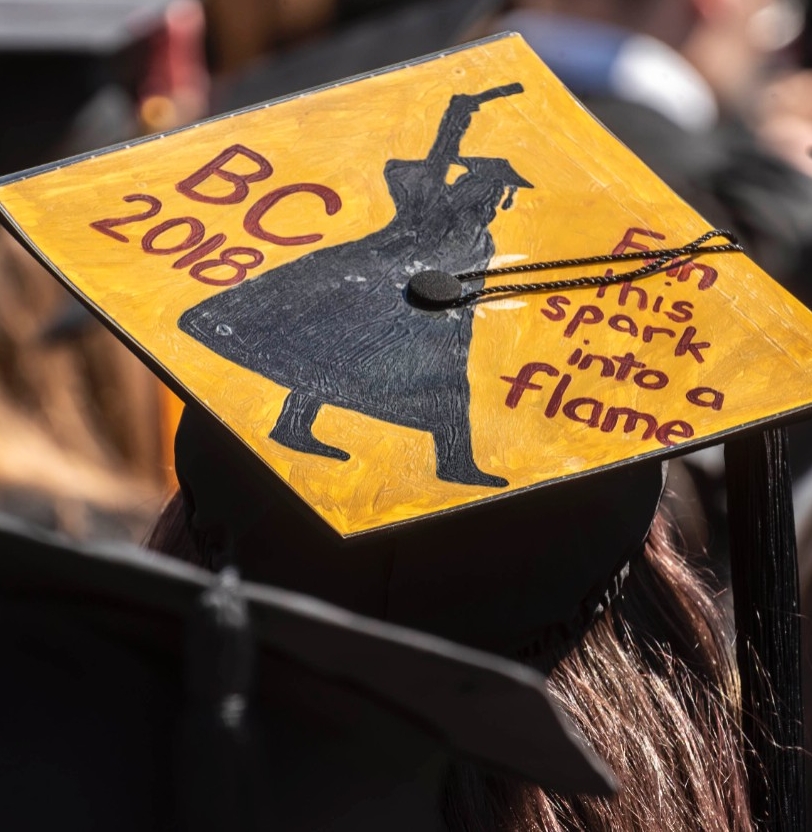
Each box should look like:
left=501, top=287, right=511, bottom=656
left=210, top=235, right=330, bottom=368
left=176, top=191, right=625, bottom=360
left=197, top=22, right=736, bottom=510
left=175, top=403, right=666, bottom=656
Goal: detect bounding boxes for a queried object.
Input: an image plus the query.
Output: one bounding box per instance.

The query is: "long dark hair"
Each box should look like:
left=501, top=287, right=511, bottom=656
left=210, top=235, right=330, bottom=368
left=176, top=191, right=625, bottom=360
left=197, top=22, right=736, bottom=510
left=441, top=514, right=752, bottom=831
left=147, top=497, right=752, bottom=831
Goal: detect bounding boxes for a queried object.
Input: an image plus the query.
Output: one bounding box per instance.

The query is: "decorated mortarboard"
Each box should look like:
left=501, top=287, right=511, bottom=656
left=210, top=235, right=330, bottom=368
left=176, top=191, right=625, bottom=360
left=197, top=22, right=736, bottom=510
left=1, top=32, right=810, bottom=829
left=4, top=33, right=812, bottom=535
left=0, top=510, right=611, bottom=830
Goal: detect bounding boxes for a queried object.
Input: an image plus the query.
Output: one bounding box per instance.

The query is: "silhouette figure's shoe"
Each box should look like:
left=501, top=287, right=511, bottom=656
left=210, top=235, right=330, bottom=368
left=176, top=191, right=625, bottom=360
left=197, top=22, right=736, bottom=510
left=436, top=464, right=508, bottom=489
left=433, top=424, right=508, bottom=488
left=270, top=391, right=351, bottom=461
left=270, top=423, right=350, bottom=461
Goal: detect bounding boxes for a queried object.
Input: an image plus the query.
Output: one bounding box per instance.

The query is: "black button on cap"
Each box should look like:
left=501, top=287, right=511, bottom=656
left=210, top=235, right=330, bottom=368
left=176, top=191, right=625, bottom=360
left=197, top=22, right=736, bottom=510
left=406, top=271, right=463, bottom=309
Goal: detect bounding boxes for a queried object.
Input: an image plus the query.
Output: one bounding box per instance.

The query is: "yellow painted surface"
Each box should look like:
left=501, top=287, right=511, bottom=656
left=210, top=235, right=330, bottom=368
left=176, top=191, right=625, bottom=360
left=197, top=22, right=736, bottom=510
left=2, top=34, right=812, bottom=535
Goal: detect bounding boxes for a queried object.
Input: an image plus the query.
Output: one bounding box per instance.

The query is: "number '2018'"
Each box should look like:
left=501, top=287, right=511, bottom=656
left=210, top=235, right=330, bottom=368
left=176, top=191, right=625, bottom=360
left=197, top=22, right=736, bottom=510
left=89, top=144, right=343, bottom=286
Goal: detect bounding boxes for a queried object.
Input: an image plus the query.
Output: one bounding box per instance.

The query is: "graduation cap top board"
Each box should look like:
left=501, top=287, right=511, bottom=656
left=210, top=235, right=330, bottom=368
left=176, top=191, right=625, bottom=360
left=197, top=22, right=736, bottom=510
left=2, top=32, right=812, bottom=538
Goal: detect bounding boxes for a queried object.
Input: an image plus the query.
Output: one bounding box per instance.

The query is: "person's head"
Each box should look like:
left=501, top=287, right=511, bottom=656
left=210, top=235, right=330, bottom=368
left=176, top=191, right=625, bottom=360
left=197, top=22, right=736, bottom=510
left=144, top=401, right=755, bottom=831
left=149, top=454, right=753, bottom=830
left=504, top=0, right=790, bottom=111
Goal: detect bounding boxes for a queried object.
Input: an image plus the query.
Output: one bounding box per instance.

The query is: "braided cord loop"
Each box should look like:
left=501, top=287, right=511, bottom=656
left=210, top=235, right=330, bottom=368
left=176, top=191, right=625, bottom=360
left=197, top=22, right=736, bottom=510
left=445, top=229, right=742, bottom=307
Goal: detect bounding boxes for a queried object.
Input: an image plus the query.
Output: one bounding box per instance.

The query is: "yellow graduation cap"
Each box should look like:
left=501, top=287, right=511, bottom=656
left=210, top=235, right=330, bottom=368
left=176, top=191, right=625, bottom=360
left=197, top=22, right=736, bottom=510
left=2, top=33, right=811, bottom=538
left=0, top=35, right=812, bottom=535
left=2, top=32, right=811, bottom=829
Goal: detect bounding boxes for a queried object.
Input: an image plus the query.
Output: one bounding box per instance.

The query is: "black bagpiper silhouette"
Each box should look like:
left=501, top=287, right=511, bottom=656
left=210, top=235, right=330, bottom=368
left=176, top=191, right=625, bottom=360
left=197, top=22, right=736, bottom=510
left=178, top=84, right=532, bottom=488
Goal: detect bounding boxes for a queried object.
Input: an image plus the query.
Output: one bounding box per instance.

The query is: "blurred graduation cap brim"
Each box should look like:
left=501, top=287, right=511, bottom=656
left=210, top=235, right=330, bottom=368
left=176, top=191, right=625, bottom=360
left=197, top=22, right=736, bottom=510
left=0, top=0, right=173, bottom=53
left=0, top=510, right=612, bottom=797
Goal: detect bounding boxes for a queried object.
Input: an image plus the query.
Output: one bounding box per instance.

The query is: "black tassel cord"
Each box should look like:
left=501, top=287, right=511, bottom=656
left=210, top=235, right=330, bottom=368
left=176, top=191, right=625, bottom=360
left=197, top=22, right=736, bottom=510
left=406, top=229, right=743, bottom=309
left=178, top=567, right=267, bottom=832
left=726, top=429, right=805, bottom=832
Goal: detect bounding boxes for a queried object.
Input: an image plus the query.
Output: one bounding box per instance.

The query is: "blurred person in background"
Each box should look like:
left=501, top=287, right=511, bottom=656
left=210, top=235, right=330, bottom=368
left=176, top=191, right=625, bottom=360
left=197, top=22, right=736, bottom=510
left=475, top=0, right=812, bottom=293
left=204, top=0, right=338, bottom=76
left=0, top=0, right=209, bottom=540
left=753, top=2, right=812, bottom=178
left=203, top=0, right=480, bottom=79
left=208, top=0, right=499, bottom=111
left=756, top=64, right=812, bottom=178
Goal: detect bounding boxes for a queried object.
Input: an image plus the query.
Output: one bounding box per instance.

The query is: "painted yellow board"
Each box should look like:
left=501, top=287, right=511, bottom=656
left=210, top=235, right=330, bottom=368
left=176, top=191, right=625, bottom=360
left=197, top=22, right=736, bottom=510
left=2, top=33, right=812, bottom=536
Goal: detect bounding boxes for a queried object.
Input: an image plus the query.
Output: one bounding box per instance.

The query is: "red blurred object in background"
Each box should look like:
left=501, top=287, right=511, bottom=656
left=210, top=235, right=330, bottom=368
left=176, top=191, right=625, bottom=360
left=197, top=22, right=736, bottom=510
left=138, top=0, right=210, bottom=133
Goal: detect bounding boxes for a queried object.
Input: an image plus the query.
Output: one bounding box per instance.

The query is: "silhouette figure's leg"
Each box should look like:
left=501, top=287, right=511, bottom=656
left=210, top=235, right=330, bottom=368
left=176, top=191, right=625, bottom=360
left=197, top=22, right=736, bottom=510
left=432, top=421, right=508, bottom=488
left=270, top=390, right=350, bottom=461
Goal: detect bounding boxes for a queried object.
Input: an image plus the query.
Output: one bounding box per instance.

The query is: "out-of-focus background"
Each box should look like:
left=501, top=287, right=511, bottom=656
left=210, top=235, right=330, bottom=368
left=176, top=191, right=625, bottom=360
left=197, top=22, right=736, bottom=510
left=2, top=0, right=812, bottom=546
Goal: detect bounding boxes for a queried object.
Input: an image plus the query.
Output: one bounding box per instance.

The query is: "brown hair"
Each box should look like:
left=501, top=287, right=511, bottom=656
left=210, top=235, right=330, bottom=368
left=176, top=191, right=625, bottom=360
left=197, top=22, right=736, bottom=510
left=146, top=489, right=201, bottom=565
left=441, top=514, right=753, bottom=831
left=147, top=497, right=752, bottom=831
